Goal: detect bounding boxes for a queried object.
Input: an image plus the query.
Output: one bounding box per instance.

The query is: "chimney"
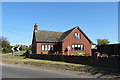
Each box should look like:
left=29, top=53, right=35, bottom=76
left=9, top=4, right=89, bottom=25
left=34, top=23, right=38, bottom=30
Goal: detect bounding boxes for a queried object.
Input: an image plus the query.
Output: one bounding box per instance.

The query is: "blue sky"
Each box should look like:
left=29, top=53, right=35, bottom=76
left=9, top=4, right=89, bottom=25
left=2, top=2, right=118, bottom=46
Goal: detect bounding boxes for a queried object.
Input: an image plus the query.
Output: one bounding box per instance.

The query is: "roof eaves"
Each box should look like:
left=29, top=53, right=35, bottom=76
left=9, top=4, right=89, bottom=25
left=61, top=27, right=76, bottom=42
left=77, top=27, right=92, bottom=44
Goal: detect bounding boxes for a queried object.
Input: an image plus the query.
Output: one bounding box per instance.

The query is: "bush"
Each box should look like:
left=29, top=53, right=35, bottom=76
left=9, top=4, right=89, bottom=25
left=2, top=47, right=12, bottom=53
left=20, top=46, right=29, bottom=51
left=24, top=50, right=30, bottom=58
left=73, top=53, right=85, bottom=56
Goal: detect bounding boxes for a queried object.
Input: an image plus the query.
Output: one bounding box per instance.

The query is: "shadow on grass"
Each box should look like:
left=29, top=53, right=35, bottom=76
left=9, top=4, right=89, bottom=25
left=89, top=67, right=120, bottom=78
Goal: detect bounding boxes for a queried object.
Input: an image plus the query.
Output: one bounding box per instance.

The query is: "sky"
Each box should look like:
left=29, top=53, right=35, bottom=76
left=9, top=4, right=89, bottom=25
left=2, top=2, right=118, bottom=46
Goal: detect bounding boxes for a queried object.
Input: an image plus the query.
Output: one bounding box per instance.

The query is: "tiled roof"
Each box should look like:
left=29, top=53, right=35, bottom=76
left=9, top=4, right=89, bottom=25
left=34, top=26, right=92, bottom=43
left=35, top=30, right=64, bottom=42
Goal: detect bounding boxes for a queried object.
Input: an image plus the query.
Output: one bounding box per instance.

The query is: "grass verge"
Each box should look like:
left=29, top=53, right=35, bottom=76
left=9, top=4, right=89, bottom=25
left=2, top=55, right=120, bottom=78
left=2, top=55, right=94, bottom=72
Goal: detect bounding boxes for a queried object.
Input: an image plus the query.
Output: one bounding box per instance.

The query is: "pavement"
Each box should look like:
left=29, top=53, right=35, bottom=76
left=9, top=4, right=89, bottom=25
left=1, top=63, right=92, bottom=78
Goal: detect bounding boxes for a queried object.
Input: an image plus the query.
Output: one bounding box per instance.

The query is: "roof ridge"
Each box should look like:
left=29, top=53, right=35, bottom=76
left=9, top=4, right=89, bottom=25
left=38, top=30, right=64, bottom=33
left=64, top=26, right=77, bottom=32
left=37, top=26, right=78, bottom=33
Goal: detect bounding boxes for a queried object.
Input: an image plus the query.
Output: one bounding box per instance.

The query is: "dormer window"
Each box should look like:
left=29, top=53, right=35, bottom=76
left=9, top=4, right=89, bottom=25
left=74, top=33, right=80, bottom=39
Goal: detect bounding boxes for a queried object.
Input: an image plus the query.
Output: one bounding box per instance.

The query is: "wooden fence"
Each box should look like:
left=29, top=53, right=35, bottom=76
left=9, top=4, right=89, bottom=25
left=96, top=44, right=120, bottom=55
left=30, top=54, right=120, bottom=69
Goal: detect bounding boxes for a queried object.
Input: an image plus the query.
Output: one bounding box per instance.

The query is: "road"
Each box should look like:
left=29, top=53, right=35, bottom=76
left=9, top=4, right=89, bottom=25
left=1, top=52, right=91, bottom=78
left=2, top=64, right=91, bottom=78
left=0, top=52, right=25, bottom=57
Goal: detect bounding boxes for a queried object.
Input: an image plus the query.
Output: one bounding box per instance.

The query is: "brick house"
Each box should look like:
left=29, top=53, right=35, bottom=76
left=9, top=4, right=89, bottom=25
left=32, top=24, right=92, bottom=55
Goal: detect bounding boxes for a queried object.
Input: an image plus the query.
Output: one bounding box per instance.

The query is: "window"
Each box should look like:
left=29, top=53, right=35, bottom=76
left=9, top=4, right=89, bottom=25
left=45, top=45, right=47, bottom=51
left=74, top=33, right=80, bottom=39
left=42, top=45, right=54, bottom=51
left=48, top=45, right=51, bottom=51
left=51, top=45, right=54, bottom=51
left=42, top=45, right=44, bottom=51
left=72, top=44, right=84, bottom=51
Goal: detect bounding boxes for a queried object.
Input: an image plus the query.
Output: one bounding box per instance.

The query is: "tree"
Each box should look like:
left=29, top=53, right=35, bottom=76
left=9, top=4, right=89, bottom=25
left=97, top=39, right=110, bottom=45
left=20, top=46, right=28, bottom=51
left=28, top=44, right=32, bottom=50
left=0, top=36, right=11, bottom=53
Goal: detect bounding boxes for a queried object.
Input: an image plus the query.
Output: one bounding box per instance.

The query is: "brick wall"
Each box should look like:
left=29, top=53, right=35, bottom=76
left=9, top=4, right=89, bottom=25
left=62, top=28, right=92, bottom=55
left=36, top=42, right=62, bottom=54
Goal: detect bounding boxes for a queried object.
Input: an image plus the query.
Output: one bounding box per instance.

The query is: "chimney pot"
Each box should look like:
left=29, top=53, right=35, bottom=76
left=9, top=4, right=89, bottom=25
left=34, top=23, right=38, bottom=30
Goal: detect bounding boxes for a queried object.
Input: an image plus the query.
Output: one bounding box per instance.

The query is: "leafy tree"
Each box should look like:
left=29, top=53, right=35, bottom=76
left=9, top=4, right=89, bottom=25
left=20, top=46, right=28, bottom=51
left=0, top=36, right=11, bottom=53
left=28, top=44, right=32, bottom=50
left=97, top=39, right=110, bottom=45
left=0, top=37, right=2, bottom=52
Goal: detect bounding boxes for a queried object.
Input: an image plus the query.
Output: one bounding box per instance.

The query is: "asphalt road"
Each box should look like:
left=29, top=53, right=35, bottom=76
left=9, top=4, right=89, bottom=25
left=1, top=52, right=91, bottom=78
left=2, top=64, right=89, bottom=78
left=0, top=52, right=25, bottom=57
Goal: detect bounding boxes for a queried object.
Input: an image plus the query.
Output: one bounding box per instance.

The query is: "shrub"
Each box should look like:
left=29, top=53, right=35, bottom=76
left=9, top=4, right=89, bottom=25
left=73, top=53, right=85, bottom=56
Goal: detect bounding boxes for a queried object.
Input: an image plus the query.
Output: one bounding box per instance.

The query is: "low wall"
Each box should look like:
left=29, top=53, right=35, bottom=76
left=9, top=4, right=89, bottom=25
left=30, top=54, right=120, bottom=69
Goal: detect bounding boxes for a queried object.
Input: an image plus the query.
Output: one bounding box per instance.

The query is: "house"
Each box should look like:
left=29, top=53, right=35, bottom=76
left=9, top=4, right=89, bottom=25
left=32, top=24, right=92, bottom=55
left=92, top=44, right=97, bottom=49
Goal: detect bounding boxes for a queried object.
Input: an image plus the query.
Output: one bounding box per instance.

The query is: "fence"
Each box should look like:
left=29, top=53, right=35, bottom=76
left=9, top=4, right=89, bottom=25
left=30, top=54, right=120, bottom=69
left=96, top=44, right=120, bottom=55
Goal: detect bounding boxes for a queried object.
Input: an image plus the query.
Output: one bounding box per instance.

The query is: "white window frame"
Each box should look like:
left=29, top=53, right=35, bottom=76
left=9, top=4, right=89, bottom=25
left=72, top=44, right=84, bottom=51
left=48, top=45, right=51, bottom=51
left=42, top=45, right=44, bottom=51
left=42, top=44, right=54, bottom=51
left=45, top=45, right=48, bottom=51
left=74, top=33, right=80, bottom=39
